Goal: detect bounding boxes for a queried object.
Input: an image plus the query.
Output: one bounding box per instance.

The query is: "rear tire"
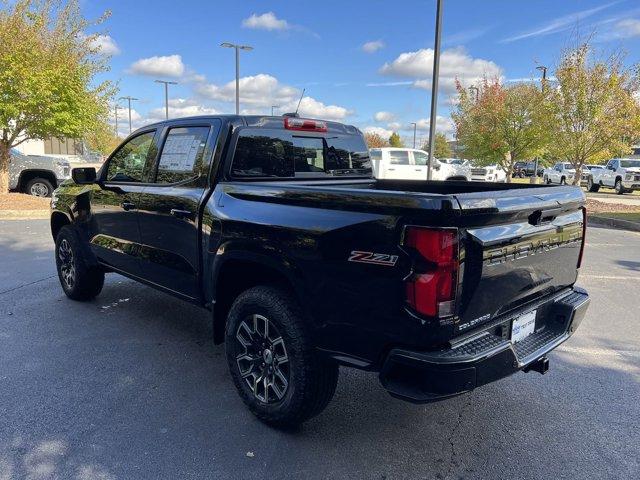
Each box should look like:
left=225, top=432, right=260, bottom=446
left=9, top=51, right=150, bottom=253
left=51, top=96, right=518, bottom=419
left=587, top=176, right=600, bottom=192
left=25, top=177, right=54, bottom=197
left=560, top=176, right=566, bottom=185
left=615, top=178, right=625, bottom=195
left=225, top=286, right=339, bottom=428
left=55, top=225, right=104, bottom=301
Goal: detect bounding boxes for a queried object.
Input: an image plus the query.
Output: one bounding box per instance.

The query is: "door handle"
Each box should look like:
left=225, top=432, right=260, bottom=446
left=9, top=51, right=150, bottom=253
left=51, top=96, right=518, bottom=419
left=121, top=202, right=136, bottom=211
left=387, top=168, right=396, bottom=171
left=170, top=208, right=194, bottom=219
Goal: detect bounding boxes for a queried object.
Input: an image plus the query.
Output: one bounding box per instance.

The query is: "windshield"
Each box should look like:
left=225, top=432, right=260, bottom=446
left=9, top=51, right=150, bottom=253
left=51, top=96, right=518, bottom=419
left=231, top=129, right=371, bottom=178
left=620, top=159, right=640, bottom=168
left=586, top=165, right=604, bottom=170
left=563, top=163, right=575, bottom=170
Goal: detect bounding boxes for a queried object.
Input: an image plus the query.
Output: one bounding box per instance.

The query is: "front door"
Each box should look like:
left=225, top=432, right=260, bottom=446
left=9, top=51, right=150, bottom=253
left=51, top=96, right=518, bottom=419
left=89, top=129, right=158, bottom=276
left=136, top=121, right=220, bottom=299
left=383, top=150, right=417, bottom=180
left=411, top=151, right=430, bottom=180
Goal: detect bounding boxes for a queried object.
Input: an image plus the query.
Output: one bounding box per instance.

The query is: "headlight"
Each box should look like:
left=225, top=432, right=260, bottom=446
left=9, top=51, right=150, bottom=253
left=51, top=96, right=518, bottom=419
left=625, top=173, right=633, bottom=180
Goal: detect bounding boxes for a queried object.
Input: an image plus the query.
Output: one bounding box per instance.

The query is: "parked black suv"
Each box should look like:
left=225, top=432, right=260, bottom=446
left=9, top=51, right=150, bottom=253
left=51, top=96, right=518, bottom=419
left=51, top=115, right=590, bottom=427
left=513, top=161, right=544, bottom=178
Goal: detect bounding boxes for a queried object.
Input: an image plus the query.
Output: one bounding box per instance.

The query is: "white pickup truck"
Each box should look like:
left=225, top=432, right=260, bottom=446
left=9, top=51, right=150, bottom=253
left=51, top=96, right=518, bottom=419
left=9, top=148, right=71, bottom=197
left=586, top=158, right=640, bottom=194
left=543, top=163, right=576, bottom=185
left=369, top=148, right=470, bottom=181
left=470, top=164, right=507, bottom=182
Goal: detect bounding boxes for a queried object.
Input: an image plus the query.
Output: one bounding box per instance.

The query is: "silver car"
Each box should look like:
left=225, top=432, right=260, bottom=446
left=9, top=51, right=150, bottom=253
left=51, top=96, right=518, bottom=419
left=8, top=148, right=71, bottom=197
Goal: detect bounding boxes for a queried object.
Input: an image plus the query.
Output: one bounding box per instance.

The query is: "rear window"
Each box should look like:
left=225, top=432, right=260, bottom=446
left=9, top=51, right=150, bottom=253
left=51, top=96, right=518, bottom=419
left=621, top=159, right=640, bottom=168
left=388, top=151, right=410, bottom=165
left=231, top=129, right=371, bottom=178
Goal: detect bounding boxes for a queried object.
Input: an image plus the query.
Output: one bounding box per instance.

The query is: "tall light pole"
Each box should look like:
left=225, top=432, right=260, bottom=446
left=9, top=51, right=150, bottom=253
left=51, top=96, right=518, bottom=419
left=155, top=80, right=178, bottom=119
left=271, top=105, right=279, bottom=116
left=536, top=65, right=548, bottom=82
left=114, top=104, right=121, bottom=135
left=410, top=122, right=417, bottom=148
left=119, top=96, right=138, bottom=134
left=426, top=0, right=443, bottom=180
left=532, top=65, right=548, bottom=185
left=469, top=85, right=479, bottom=101
left=220, top=42, right=253, bottom=114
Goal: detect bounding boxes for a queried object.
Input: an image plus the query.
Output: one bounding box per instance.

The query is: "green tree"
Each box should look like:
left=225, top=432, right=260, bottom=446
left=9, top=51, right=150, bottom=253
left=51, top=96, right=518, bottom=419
left=452, top=78, right=552, bottom=181
left=423, top=132, right=452, bottom=158
left=0, top=0, right=115, bottom=192
left=388, top=132, right=403, bottom=147
left=546, top=43, right=640, bottom=184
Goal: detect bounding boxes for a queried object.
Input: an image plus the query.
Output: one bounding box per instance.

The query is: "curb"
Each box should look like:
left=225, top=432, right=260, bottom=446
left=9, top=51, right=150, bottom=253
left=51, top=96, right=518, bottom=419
left=0, top=210, right=49, bottom=220
left=589, top=215, right=640, bottom=233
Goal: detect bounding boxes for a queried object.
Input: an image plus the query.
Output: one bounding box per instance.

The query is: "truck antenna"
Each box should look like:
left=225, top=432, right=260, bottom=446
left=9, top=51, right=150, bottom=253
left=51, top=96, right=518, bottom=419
left=294, top=88, right=306, bottom=116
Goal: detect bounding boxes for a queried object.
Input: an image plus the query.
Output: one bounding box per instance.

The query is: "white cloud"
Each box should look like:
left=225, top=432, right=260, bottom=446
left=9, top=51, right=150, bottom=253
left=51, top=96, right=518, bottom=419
left=362, top=40, right=385, bottom=53
left=129, top=55, right=185, bottom=78
left=387, top=121, right=402, bottom=131
left=413, top=116, right=456, bottom=136
left=363, top=126, right=394, bottom=139
left=195, top=73, right=352, bottom=120
left=146, top=98, right=219, bottom=121
left=380, top=47, right=502, bottom=93
left=374, top=111, right=395, bottom=122
left=612, top=18, right=640, bottom=38
left=501, top=2, right=617, bottom=43
left=242, top=12, right=289, bottom=31
left=90, top=34, right=120, bottom=55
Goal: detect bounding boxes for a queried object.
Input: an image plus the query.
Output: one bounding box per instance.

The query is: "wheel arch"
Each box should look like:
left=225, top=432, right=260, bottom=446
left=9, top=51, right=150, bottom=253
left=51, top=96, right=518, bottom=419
left=18, top=169, right=57, bottom=191
left=51, top=211, right=72, bottom=240
left=211, top=253, right=307, bottom=345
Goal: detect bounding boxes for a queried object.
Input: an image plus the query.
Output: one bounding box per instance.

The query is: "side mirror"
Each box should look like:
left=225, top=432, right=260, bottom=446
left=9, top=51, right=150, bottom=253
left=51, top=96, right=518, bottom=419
left=72, top=167, right=97, bottom=185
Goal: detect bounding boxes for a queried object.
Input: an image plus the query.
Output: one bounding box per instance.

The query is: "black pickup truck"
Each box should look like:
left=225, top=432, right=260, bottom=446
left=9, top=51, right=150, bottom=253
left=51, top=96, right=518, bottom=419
left=50, top=115, right=590, bottom=427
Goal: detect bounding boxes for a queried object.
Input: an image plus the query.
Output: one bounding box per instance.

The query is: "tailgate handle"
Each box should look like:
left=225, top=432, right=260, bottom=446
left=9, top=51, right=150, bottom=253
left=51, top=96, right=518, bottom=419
left=528, top=208, right=562, bottom=226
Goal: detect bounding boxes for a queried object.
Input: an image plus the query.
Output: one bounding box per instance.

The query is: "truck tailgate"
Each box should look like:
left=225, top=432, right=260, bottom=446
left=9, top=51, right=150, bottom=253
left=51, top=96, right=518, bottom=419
left=453, top=186, right=585, bottom=333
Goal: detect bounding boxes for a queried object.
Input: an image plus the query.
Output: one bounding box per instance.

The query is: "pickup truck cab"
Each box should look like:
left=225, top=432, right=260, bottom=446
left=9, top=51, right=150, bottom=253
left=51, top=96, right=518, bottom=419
left=543, top=162, right=576, bottom=185
left=369, top=148, right=470, bottom=181
left=9, top=148, right=71, bottom=197
left=586, top=158, right=640, bottom=194
left=51, top=115, right=590, bottom=427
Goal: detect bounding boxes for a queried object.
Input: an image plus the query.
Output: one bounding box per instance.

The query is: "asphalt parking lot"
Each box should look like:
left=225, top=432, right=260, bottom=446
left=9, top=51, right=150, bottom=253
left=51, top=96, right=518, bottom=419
left=1, top=219, right=639, bottom=480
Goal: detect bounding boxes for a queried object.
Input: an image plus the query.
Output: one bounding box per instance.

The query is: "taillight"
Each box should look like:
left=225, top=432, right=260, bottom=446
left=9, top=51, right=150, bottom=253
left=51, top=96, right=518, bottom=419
left=404, top=227, right=458, bottom=317
left=577, top=207, right=587, bottom=268
left=284, top=117, right=328, bottom=132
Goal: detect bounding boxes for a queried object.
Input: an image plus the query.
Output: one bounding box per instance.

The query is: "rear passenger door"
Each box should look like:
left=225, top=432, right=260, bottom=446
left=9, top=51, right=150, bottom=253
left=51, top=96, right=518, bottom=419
left=136, top=120, right=221, bottom=299
left=383, top=151, right=416, bottom=180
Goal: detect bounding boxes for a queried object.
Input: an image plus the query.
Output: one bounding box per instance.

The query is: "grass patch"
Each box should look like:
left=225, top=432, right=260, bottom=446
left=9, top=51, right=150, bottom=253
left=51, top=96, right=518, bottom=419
left=592, top=212, right=640, bottom=223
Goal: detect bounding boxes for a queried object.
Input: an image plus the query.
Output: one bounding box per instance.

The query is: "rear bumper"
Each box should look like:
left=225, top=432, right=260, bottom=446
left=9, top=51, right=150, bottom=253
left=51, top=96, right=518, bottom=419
left=379, top=287, right=590, bottom=403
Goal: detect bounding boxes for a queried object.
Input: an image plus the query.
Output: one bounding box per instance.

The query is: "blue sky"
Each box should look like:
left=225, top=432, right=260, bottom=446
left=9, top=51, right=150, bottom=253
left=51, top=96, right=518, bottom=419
left=82, top=0, right=640, bottom=144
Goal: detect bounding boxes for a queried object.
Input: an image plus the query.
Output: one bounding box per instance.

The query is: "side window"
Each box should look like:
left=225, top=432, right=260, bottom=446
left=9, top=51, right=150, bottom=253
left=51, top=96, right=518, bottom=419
left=611, top=160, right=618, bottom=170
left=106, top=131, right=156, bottom=183
left=413, top=151, right=429, bottom=166
left=369, top=150, right=382, bottom=161
left=388, top=151, right=410, bottom=165
left=156, top=126, right=211, bottom=184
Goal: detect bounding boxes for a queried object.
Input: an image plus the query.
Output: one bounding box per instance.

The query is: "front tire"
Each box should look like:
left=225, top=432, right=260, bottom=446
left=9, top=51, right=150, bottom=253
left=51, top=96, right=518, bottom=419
left=25, top=177, right=54, bottom=197
left=55, top=225, right=104, bottom=300
left=587, top=176, right=600, bottom=192
left=615, top=178, right=625, bottom=195
left=225, top=286, right=339, bottom=428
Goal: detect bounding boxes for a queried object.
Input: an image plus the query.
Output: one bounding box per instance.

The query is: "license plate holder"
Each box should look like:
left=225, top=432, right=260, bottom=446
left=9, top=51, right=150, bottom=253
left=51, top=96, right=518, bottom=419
left=511, top=310, right=537, bottom=343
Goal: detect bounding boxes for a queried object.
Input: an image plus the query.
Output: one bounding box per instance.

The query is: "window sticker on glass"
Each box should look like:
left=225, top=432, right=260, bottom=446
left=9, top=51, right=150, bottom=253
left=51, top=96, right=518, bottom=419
left=160, top=134, right=201, bottom=172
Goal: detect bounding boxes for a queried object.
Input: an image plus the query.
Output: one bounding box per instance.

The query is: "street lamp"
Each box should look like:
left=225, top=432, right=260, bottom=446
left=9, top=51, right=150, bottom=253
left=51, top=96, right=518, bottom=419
left=271, top=105, right=279, bottom=116
left=426, top=0, right=443, bottom=180
left=114, top=104, right=122, bottom=135
left=536, top=65, right=548, bottom=81
left=410, top=122, right=417, bottom=148
left=119, top=96, right=139, bottom=134
left=220, top=42, right=254, bottom=114
left=155, top=80, right=178, bottom=119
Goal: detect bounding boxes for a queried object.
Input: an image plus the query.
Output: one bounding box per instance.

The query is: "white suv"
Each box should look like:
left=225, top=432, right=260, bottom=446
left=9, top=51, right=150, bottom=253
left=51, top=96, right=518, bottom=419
left=369, top=148, right=470, bottom=181
left=9, top=148, right=71, bottom=197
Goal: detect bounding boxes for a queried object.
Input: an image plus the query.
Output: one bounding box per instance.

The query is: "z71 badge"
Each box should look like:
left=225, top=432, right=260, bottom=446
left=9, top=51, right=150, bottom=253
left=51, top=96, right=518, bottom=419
left=348, top=251, right=399, bottom=267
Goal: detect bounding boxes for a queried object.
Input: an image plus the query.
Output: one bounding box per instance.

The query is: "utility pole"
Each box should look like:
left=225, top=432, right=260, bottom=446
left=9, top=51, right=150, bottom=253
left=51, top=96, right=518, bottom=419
left=114, top=104, right=120, bottom=136
left=536, top=65, right=548, bottom=82
left=220, top=42, right=254, bottom=114
left=271, top=105, right=279, bottom=116
left=426, top=0, right=443, bottom=180
left=531, top=65, right=548, bottom=185
left=119, top=96, right=138, bottom=134
left=155, top=80, right=178, bottom=119
left=410, top=122, right=417, bottom=148
left=469, top=85, right=479, bottom=101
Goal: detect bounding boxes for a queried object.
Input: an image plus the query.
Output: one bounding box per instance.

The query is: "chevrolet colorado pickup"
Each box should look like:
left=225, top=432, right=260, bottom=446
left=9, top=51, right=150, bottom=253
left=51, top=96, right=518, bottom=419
left=50, top=115, right=590, bottom=427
